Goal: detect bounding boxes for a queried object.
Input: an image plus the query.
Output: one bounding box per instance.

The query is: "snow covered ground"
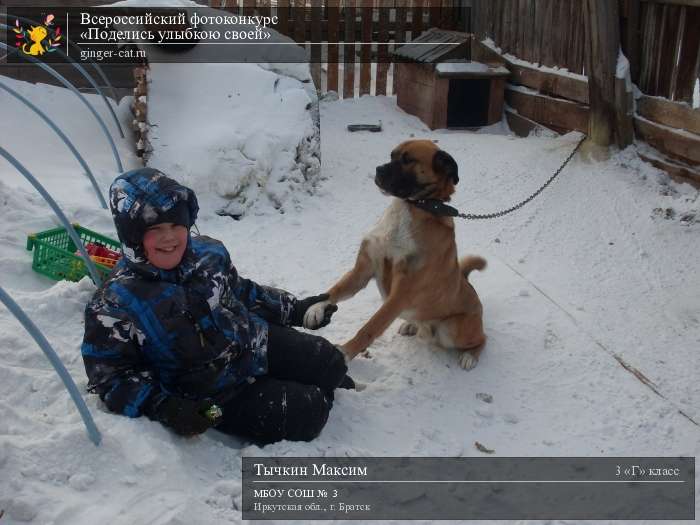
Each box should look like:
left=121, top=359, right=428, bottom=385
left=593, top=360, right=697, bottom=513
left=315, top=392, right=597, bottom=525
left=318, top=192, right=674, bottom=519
left=1, top=67, right=699, bottom=524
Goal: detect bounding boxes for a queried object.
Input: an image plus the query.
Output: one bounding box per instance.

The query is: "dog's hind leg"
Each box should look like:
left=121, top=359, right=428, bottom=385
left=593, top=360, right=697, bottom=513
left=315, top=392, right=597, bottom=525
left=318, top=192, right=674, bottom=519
left=434, top=313, right=485, bottom=370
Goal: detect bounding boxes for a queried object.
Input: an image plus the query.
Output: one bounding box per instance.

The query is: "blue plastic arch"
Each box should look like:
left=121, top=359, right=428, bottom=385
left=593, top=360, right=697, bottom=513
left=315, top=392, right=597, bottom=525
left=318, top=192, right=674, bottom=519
left=0, top=16, right=124, bottom=138
left=0, top=285, right=102, bottom=446
left=0, top=42, right=124, bottom=173
left=0, top=80, right=108, bottom=209
left=0, top=146, right=103, bottom=286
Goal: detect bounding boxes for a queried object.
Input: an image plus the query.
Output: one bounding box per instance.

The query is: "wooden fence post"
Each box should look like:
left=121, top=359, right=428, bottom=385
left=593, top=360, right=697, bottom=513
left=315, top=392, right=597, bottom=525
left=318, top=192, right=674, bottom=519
left=584, top=0, right=632, bottom=148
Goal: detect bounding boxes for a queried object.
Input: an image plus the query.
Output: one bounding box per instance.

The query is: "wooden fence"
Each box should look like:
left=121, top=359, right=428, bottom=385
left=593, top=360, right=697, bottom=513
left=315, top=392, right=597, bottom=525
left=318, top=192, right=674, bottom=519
left=632, top=0, right=700, bottom=103
left=471, top=0, right=587, bottom=75
left=471, top=0, right=699, bottom=104
left=471, top=0, right=699, bottom=186
left=210, top=1, right=467, bottom=98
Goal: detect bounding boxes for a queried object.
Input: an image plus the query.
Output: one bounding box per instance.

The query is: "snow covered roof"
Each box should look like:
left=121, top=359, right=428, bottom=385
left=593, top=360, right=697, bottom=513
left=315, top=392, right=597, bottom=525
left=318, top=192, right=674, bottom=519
left=435, top=61, right=510, bottom=78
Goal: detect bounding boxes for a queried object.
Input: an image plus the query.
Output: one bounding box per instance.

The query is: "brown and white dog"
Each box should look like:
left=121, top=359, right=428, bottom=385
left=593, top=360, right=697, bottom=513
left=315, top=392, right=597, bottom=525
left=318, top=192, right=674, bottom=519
left=306, top=140, right=486, bottom=369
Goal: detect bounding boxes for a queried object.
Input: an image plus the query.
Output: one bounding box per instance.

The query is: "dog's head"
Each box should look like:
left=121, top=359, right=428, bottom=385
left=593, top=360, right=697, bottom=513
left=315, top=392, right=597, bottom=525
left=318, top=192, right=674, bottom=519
left=375, top=140, right=458, bottom=201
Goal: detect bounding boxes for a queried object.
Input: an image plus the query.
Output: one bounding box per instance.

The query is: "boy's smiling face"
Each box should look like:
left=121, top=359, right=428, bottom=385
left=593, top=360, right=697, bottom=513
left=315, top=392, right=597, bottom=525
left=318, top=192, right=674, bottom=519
left=142, top=223, right=188, bottom=269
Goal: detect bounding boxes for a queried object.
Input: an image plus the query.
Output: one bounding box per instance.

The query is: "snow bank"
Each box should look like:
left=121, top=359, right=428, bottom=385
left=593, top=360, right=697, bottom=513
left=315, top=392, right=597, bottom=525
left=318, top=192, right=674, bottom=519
left=145, top=62, right=320, bottom=218
left=105, top=0, right=321, bottom=217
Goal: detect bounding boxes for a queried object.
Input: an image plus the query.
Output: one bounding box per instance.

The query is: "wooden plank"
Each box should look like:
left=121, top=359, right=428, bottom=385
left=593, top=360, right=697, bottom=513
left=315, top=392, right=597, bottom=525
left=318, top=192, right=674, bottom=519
left=401, top=62, right=439, bottom=87
left=241, top=0, right=254, bottom=17
left=637, top=94, right=700, bottom=134
left=534, top=0, right=548, bottom=64
left=491, top=0, right=503, bottom=45
left=584, top=0, right=623, bottom=146
left=508, top=61, right=590, bottom=103
left=650, top=2, right=666, bottom=95
left=412, top=0, right=424, bottom=39
left=395, top=65, right=437, bottom=128
left=556, top=0, right=570, bottom=67
left=655, top=4, right=681, bottom=97
left=471, top=39, right=507, bottom=65
left=505, top=85, right=590, bottom=132
left=343, top=3, right=356, bottom=99
left=638, top=1, right=654, bottom=91
left=360, top=1, right=372, bottom=97
left=615, top=76, right=635, bottom=147
left=524, top=0, right=536, bottom=63
left=393, top=2, right=408, bottom=95
left=571, top=0, right=586, bottom=74
left=432, top=77, right=449, bottom=129
left=294, top=0, right=306, bottom=44
left=634, top=115, right=700, bottom=164
left=428, top=0, right=440, bottom=29
left=542, top=0, right=556, bottom=67
left=376, top=2, right=390, bottom=96
left=484, top=0, right=495, bottom=39
left=505, top=108, right=560, bottom=136
left=517, top=0, right=527, bottom=59
left=487, top=77, right=507, bottom=124
left=277, top=2, right=289, bottom=38
left=566, top=0, right=578, bottom=70
left=674, top=6, right=700, bottom=102
left=668, top=5, right=685, bottom=97
left=327, top=1, right=339, bottom=94
left=310, top=0, right=322, bottom=92
left=638, top=152, right=700, bottom=188
left=501, top=0, right=513, bottom=54
left=624, top=0, right=641, bottom=83
left=257, top=0, right=270, bottom=18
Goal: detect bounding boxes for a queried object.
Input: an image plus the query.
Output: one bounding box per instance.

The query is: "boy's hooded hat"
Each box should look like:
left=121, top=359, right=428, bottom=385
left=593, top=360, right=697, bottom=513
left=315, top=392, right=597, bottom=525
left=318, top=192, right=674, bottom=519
left=109, top=168, right=199, bottom=263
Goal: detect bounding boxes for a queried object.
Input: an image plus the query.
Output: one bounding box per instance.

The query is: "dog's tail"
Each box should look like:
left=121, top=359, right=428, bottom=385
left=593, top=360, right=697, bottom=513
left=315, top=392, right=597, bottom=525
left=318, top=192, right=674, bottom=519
left=459, top=255, right=487, bottom=280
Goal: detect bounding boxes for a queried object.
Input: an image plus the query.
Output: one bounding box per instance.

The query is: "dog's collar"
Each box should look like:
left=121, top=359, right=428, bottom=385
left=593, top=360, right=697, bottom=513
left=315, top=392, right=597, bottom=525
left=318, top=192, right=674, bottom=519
left=407, top=198, right=460, bottom=218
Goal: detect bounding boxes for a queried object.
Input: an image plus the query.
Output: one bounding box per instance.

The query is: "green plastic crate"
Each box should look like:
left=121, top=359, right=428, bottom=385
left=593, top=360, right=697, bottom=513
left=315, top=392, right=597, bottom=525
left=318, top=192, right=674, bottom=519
left=26, top=224, right=121, bottom=282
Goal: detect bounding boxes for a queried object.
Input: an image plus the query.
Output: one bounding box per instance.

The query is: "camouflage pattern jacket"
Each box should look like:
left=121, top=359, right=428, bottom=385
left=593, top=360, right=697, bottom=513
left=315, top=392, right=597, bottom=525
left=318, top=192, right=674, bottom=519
left=81, top=168, right=297, bottom=418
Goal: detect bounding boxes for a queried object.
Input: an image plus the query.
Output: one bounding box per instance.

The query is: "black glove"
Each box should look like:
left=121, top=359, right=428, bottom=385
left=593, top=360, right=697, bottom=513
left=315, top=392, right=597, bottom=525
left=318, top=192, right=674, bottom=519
left=151, top=396, right=221, bottom=436
left=291, top=293, right=338, bottom=329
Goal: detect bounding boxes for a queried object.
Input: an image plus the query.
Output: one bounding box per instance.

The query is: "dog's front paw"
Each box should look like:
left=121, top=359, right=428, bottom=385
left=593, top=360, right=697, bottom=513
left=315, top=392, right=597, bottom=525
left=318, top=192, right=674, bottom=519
left=303, top=300, right=332, bottom=329
left=398, top=321, right=418, bottom=336
left=458, top=352, right=478, bottom=370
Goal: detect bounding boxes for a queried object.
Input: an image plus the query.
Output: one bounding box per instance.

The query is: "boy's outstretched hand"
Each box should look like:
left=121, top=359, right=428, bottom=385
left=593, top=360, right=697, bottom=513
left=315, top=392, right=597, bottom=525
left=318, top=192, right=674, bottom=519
left=292, top=293, right=338, bottom=329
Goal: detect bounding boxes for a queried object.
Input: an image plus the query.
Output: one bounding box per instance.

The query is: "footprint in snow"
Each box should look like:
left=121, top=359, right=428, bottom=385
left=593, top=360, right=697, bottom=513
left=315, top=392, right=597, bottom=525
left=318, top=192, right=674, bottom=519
left=544, top=328, right=561, bottom=350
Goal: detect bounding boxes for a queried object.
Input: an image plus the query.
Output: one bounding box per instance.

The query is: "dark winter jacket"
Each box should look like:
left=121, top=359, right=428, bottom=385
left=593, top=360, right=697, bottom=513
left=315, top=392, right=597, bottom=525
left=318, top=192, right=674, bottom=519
left=81, top=168, right=297, bottom=418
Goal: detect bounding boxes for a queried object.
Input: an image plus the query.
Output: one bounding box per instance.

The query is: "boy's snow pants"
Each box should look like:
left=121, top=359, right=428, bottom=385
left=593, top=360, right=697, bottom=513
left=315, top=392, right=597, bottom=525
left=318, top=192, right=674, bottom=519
left=215, top=323, right=348, bottom=444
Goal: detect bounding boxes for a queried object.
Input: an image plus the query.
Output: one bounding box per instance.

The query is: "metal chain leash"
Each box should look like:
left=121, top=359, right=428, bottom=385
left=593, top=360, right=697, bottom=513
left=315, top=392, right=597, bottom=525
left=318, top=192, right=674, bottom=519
left=458, top=136, right=587, bottom=220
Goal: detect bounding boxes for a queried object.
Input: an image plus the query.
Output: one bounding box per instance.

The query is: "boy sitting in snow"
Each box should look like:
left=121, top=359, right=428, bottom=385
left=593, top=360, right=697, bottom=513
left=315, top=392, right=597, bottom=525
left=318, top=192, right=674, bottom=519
left=81, top=168, right=351, bottom=443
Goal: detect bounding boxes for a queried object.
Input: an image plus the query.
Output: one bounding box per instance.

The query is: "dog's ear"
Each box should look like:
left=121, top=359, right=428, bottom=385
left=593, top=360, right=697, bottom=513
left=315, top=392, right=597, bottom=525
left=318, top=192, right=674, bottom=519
left=432, top=150, right=459, bottom=185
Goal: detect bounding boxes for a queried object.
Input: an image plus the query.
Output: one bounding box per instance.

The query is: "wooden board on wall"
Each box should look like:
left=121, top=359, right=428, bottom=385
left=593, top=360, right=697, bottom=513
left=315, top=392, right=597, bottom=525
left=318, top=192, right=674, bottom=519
left=396, top=65, right=438, bottom=129
left=326, top=0, right=339, bottom=93
left=310, top=0, right=322, bottom=91
left=505, top=108, right=559, bottom=136
left=376, top=3, right=390, bottom=96
left=674, top=6, right=700, bottom=103
left=505, top=85, right=589, bottom=133
left=360, top=0, right=372, bottom=96
left=343, top=4, right=355, bottom=99
left=508, top=62, right=589, bottom=104
left=638, top=152, right=700, bottom=187
left=634, top=115, right=700, bottom=165
left=637, top=95, right=700, bottom=135
left=393, top=3, right=408, bottom=95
